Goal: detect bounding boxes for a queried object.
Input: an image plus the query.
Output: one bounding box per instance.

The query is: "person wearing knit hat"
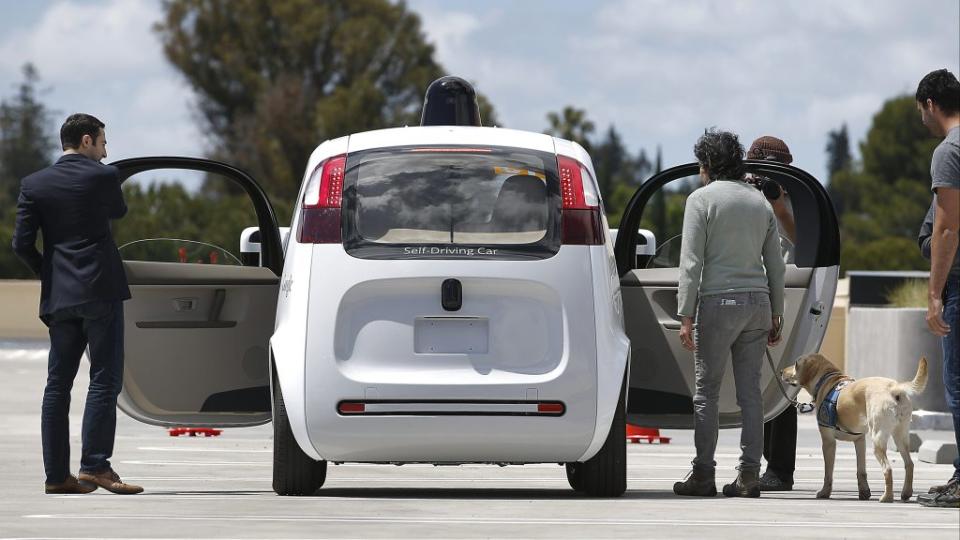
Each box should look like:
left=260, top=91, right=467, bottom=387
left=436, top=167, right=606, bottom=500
left=747, top=135, right=798, bottom=492
left=747, top=136, right=793, bottom=164
left=747, top=136, right=797, bottom=247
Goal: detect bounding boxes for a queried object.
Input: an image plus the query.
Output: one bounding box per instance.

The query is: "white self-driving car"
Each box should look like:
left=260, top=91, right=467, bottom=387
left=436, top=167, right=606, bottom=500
left=112, top=79, right=839, bottom=497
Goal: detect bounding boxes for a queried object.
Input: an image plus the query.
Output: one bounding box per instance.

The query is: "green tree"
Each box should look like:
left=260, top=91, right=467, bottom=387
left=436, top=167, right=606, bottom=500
left=827, top=96, right=937, bottom=273
left=0, top=64, right=56, bottom=208
left=0, top=64, right=57, bottom=279
left=825, top=123, right=851, bottom=178
left=114, top=179, right=260, bottom=264
left=544, top=106, right=595, bottom=153
left=859, top=97, right=938, bottom=185
left=156, top=0, right=497, bottom=210
left=543, top=108, right=657, bottom=226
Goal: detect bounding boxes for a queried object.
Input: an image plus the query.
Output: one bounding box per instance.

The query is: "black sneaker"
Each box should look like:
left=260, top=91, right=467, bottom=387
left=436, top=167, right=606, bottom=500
left=758, top=469, right=794, bottom=492
left=919, top=478, right=960, bottom=508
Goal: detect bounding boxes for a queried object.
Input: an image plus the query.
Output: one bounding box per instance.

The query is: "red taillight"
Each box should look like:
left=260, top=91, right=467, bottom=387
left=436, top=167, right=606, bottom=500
left=537, top=402, right=565, bottom=415
left=338, top=402, right=365, bottom=414
left=557, top=155, right=603, bottom=245
left=298, top=154, right=346, bottom=243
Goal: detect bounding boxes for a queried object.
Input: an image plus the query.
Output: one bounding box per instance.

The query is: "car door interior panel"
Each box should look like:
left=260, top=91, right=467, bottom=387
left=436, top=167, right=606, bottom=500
left=615, top=161, right=840, bottom=430
left=112, top=158, right=283, bottom=428
left=120, top=261, right=278, bottom=426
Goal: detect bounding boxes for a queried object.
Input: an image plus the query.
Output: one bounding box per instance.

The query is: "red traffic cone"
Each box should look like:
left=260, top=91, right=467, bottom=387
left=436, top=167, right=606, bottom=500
left=168, top=427, right=223, bottom=437
left=626, top=424, right=670, bottom=444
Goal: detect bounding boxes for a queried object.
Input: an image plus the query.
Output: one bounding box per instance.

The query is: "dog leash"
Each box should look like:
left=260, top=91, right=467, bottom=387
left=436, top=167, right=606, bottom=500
left=764, top=348, right=815, bottom=414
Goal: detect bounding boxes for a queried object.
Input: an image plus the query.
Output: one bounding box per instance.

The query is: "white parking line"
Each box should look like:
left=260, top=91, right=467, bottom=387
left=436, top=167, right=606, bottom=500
left=21, top=514, right=958, bottom=529
left=136, top=447, right=271, bottom=453
left=120, top=460, right=268, bottom=466
left=57, top=476, right=946, bottom=484
left=632, top=451, right=866, bottom=460
left=118, top=459, right=926, bottom=473
left=43, top=495, right=947, bottom=513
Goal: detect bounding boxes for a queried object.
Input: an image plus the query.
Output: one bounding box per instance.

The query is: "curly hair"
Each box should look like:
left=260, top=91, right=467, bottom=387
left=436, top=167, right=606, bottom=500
left=693, top=128, right=745, bottom=181
left=916, top=69, right=960, bottom=114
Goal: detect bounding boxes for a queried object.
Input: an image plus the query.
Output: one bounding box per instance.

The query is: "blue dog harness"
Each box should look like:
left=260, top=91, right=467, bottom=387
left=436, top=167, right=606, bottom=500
left=814, top=372, right=862, bottom=436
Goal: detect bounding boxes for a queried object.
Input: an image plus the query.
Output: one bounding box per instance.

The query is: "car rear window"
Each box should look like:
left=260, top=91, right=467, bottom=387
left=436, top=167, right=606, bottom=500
left=342, top=146, right=561, bottom=260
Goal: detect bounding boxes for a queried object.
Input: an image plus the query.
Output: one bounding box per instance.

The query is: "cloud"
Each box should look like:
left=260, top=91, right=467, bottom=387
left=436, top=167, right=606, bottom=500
left=3, top=0, right=957, bottom=192
left=409, top=0, right=959, bottom=182
left=0, top=0, right=204, bottom=188
left=0, top=0, right=163, bottom=80
left=415, top=9, right=483, bottom=64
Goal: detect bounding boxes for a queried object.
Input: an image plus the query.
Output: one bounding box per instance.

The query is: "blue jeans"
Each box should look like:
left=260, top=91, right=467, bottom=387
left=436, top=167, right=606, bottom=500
left=41, top=300, right=124, bottom=484
left=942, top=275, right=960, bottom=479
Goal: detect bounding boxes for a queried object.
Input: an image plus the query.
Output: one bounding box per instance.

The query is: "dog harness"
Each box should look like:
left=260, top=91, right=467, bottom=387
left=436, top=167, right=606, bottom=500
left=814, top=373, right=862, bottom=436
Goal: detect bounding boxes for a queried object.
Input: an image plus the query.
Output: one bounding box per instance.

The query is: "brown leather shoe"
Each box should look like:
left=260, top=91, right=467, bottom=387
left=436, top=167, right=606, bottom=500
left=45, top=474, right=98, bottom=494
left=78, top=468, right=143, bottom=494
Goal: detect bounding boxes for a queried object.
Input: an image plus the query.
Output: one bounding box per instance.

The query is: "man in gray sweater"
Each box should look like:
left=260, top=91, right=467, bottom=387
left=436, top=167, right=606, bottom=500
left=673, top=129, right=786, bottom=498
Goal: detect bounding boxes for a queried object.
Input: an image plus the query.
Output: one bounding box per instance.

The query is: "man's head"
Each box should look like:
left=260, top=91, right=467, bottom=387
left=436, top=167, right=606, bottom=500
left=747, top=136, right=792, bottom=164
left=60, top=113, right=107, bottom=161
left=694, top=128, right=745, bottom=183
left=916, top=69, right=960, bottom=137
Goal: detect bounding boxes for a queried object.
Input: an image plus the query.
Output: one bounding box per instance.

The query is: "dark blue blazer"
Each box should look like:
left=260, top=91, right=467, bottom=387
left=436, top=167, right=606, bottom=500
left=12, top=154, right=131, bottom=317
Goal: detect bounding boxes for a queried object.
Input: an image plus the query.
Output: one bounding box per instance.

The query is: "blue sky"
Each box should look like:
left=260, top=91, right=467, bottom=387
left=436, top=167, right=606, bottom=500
left=1, top=0, right=958, bottom=195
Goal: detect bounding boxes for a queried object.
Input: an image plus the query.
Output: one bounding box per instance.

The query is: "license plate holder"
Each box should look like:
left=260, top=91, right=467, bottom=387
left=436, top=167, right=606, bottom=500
left=414, top=317, right=489, bottom=354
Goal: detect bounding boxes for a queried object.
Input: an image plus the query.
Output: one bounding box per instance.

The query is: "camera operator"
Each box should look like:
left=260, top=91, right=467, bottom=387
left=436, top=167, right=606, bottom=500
left=745, top=136, right=798, bottom=492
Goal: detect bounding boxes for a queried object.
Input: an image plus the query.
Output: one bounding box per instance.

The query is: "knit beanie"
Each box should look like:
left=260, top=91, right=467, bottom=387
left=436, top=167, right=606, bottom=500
left=747, top=136, right=793, bottom=164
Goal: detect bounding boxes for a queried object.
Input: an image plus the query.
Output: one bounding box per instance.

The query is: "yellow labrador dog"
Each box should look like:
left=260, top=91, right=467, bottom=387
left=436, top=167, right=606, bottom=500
left=781, top=354, right=927, bottom=503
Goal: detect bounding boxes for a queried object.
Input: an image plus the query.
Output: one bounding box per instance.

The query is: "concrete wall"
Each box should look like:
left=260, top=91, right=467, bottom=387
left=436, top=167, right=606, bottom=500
left=819, top=278, right=847, bottom=372
left=0, top=281, right=46, bottom=340
left=846, top=306, right=946, bottom=412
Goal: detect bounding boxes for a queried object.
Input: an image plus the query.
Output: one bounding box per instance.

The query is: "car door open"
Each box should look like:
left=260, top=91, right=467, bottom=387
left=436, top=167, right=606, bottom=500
left=615, top=162, right=840, bottom=429
left=111, top=157, right=283, bottom=427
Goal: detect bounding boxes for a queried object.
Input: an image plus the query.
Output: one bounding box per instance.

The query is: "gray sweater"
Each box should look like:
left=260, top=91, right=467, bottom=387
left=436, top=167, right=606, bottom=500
left=677, top=179, right=786, bottom=317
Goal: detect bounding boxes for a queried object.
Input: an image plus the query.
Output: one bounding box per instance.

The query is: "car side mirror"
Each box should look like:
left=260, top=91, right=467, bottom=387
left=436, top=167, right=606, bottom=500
left=240, top=226, right=291, bottom=267
left=636, top=229, right=656, bottom=256
left=610, top=228, right=656, bottom=269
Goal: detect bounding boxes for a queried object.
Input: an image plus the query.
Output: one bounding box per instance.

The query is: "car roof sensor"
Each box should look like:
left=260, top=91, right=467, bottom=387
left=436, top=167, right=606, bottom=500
left=420, top=76, right=482, bottom=127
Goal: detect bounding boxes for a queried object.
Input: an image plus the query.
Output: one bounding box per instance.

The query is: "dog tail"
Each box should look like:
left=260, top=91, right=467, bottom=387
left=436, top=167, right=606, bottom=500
left=897, top=356, right=928, bottom=396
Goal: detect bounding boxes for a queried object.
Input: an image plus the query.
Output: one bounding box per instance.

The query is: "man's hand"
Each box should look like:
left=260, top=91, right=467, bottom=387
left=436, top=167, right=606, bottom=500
left=768, top=316, right=783, bottom=346
left=927, top=295, right=950, bottom=337
left=680, top=316, right=695, bottom=352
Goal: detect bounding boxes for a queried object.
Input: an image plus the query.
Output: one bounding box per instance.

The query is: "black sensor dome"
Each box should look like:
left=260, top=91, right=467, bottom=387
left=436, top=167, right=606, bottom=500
left=420, top=76, right=482, bottom=127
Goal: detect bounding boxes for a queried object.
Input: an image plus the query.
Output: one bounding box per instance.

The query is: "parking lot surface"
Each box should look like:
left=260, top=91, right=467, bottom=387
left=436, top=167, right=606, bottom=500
left=1, top=340, right=958, bottom=539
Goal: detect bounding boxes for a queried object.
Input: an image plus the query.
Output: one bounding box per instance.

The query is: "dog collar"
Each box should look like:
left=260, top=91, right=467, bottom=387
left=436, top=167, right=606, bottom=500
left=812, top=370, right=841, bottom=400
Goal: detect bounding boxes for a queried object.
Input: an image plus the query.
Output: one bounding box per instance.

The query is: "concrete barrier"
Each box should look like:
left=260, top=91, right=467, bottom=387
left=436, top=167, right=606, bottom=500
left=0, top=280, right=46, bottom=340
left=919, top=440, right=959, bottom=465
left=847, top=307, right=946, bottom=412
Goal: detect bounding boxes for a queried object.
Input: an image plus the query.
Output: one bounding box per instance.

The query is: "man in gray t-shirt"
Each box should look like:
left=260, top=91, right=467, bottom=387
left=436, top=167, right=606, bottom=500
left=915, top=68, right=960, bottom=509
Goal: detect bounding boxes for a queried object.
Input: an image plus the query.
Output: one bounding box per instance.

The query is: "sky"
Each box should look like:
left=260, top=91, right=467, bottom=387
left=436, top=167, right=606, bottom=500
left=0, top=0, right=958, bottom=196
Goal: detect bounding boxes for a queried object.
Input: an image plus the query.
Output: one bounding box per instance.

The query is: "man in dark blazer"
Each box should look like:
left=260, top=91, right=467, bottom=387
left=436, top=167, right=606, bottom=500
left=12, top=113, right=142, bottom=494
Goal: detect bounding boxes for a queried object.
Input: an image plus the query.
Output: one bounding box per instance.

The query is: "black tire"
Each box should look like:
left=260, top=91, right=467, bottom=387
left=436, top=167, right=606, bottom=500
left=565, top=462, right=587, bottom=492
left=566, top=376, right=627, bottom=497
left=272, top=372, right=326, bottom=496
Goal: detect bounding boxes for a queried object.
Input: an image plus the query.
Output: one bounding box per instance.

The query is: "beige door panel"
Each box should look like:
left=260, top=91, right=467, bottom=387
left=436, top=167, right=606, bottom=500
left=119, top=261, right=278, bottom=427
left=623, top=265, right=811, bottom=429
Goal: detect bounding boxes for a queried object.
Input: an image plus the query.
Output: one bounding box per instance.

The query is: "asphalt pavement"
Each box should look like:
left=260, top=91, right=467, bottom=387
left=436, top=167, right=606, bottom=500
left=1, top=340, right=957, bottom=539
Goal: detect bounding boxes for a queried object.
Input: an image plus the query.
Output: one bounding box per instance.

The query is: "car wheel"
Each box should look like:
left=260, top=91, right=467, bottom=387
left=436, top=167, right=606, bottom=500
left=568, top=375, right=627, bottom=497
left=272, top=372, right=327, bottom=496
left=565, top=462, right=587, bottom=492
